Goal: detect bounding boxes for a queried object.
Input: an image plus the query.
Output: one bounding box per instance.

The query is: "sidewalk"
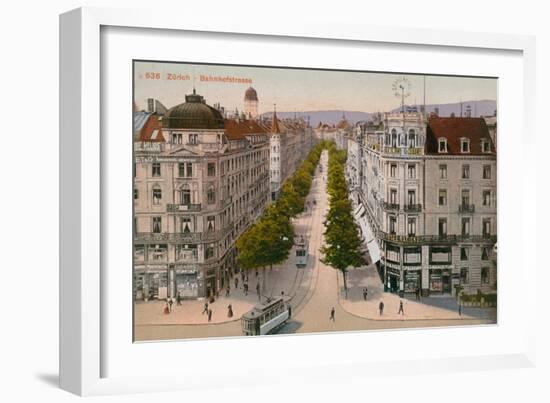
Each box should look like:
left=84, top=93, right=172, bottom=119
left=337, top=264, right=497, bottom=322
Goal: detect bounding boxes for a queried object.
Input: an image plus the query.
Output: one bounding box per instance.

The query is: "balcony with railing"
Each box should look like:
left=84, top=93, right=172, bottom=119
left=404, top=203, right=422, bottom=212
left=382, top=146, right=424, bottom=156
left=135, top=230, right=222, bottom=243
left=378, top=231, right=496, bottom=245
left=458, top=204, right=475, bottom=213
left=167, top=203, right=202, bottom=213
left=381, top=201, right=400, bottom=211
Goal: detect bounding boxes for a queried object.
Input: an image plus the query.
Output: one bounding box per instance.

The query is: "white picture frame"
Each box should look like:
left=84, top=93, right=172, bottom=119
left=60, top=7, right=537, bottom=396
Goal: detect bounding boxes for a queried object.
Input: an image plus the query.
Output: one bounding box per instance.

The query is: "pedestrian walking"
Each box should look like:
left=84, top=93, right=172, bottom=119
left=225, top=285, right=230, bottom=297
left=379, top=301, right=384, bottom=316
left=234, top=277, right=239, bottom=289
left=243, top=282, right=248, bottom=296
left=163, top=302, right=170, bottom=315
left=176, top=292, right=182, bottom=306
left=202, top=301, right=209, bottom=314
left=458, top=302, right=462, bottom=316
left=329, top=307, right=335, bottom=321
left=168, top=298, right=173, bottom=312
left=207, top=309, right=213, bottom=322
left=398, top=300, right=404, bottom=315
left=363, top=287, right=368, bottom=301
left=256, top=282, right=260, bottom=295
left=227, top=304, right=233, bottom=318
left=415, top=288, right=420, bottom=301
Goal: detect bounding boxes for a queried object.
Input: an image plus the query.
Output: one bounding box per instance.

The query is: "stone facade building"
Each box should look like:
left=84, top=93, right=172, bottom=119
left=344, top=111, right=497, bottom=297
left=133, top=90, right=270, bottom=300
left=265, top=111, right=314, bottom=200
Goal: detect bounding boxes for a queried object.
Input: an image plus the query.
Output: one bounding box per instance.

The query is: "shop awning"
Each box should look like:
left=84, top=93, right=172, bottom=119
left=354, top=211, right=381, bottom=264
left=366, top=238, right=381, bottom=264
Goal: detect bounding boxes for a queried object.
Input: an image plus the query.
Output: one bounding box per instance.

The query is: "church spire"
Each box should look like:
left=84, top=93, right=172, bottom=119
left=271, top=104, right=281, bottom=133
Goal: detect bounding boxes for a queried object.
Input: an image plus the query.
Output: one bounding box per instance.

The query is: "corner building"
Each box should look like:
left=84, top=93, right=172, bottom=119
left=133, top=90, right=270, bottom=300
left=346, top=112, right=497, bottom=297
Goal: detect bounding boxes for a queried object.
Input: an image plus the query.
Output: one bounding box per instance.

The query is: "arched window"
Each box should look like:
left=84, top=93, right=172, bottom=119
left=391, top=129, right=397, bottom=147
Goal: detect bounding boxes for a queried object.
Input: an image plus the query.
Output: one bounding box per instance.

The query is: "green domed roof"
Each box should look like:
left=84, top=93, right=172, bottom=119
left=163, top=91, right=224, bottom=129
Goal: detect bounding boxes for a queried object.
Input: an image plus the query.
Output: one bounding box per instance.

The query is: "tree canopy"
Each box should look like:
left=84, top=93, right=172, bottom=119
left=321, top=143, right=365, bottom=294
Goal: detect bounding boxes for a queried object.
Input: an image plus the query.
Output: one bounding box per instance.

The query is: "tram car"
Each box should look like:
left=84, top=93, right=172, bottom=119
left=295, top=235, right=309, bottom=267
left=241, top=297, right=291, bottom=336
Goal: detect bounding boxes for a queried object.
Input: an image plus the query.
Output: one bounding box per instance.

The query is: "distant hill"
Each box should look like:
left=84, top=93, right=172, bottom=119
left=265, top=100, right=496, bottom=127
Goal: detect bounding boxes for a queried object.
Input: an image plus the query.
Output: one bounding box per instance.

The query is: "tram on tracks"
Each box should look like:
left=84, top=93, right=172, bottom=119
left=241, top=297, right=291, bottom=336
left=295, top=235, right=309, bottom=267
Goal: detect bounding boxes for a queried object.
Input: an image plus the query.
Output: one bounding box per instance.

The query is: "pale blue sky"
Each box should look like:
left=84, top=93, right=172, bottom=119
left=134, top=61, right=497, bottom=114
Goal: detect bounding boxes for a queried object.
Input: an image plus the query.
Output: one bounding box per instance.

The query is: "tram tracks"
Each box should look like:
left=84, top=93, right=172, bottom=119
left=289, top=153, right=328, bottom=317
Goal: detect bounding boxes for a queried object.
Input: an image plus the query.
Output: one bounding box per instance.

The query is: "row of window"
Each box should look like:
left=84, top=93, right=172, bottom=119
left=388, top=216, right=492, bottom=237
left=437, top=188, right=493, bottom=207
left=139, top=216, right=218, bottom=234
left=170, top=133, right=200, bottom=145
left=387, top=188, right=493, bottom=207
left=136, top=151, right=268, bottom=180
left=134, top=186, right=217, bottom=205
left=437, top=137, right=491, bottom=154
left=388, top=163, right=492, bottom=180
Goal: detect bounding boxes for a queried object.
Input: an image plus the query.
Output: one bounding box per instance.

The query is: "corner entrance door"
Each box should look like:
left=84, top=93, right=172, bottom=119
left=442, top=274, right=451, bottom=294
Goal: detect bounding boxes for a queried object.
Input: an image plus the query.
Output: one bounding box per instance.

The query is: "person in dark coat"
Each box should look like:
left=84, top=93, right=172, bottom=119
left=379, top=301, right=384, bottom=316
left=176, top=292, right=182, bottom=306
left=363, top=288, right=368, bottom=301
left=225, top=285, right=230, bottom=297
left=234, top=277, right=239, bottom=289
left=329, top=307, right=335, bottom=321
left=168, top=298, right=173, bottom=312
left=207, top=309, right=213, bottom=322
left=227, top=304, right=233, bottom=318
left=398, top=300, right=404, bottom=315
left=202, top=301, right=209, bottom=314
left=163, top=302, right=170, bottom=315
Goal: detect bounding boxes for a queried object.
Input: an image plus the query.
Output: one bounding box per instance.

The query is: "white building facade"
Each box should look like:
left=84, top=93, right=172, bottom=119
left=345, top=112, right=497, bottom=297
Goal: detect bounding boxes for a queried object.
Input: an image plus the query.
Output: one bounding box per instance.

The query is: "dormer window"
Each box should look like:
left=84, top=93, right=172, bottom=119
left=438, top=138, right=447, bottom=153
left=461, top=138, right=470, bottom=153
left=481, top=138, right=491, bottom=153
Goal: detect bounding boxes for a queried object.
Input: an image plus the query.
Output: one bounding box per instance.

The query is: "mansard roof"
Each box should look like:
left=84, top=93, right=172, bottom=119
left=425, top=117, right=495, bottom=155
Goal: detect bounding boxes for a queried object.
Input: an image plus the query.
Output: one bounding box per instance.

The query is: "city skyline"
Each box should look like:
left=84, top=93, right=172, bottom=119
left=134, top=61, right=497, bottom=115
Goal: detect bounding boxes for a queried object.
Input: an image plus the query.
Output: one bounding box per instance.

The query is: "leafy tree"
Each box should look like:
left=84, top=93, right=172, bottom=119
left=321, top=144, right=365, bottom=297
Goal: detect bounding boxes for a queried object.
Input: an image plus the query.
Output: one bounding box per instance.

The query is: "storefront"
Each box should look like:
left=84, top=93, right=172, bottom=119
left=429, top=269, right=452, bottom=294
left=385, top=266, right=400, bottom=293
left=404, top=270, right=421, bottom=294
left=134, top=265, right=169, bottom=301
left=174, top=266, right=199, bottom=299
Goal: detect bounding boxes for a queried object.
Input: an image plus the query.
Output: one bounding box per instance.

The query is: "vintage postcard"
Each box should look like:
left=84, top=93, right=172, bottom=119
left=132, top=61, right=497, bottom=341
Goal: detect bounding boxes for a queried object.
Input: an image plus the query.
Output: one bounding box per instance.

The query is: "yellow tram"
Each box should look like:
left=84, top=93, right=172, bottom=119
left=241, top=297, right=291, bottom=336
